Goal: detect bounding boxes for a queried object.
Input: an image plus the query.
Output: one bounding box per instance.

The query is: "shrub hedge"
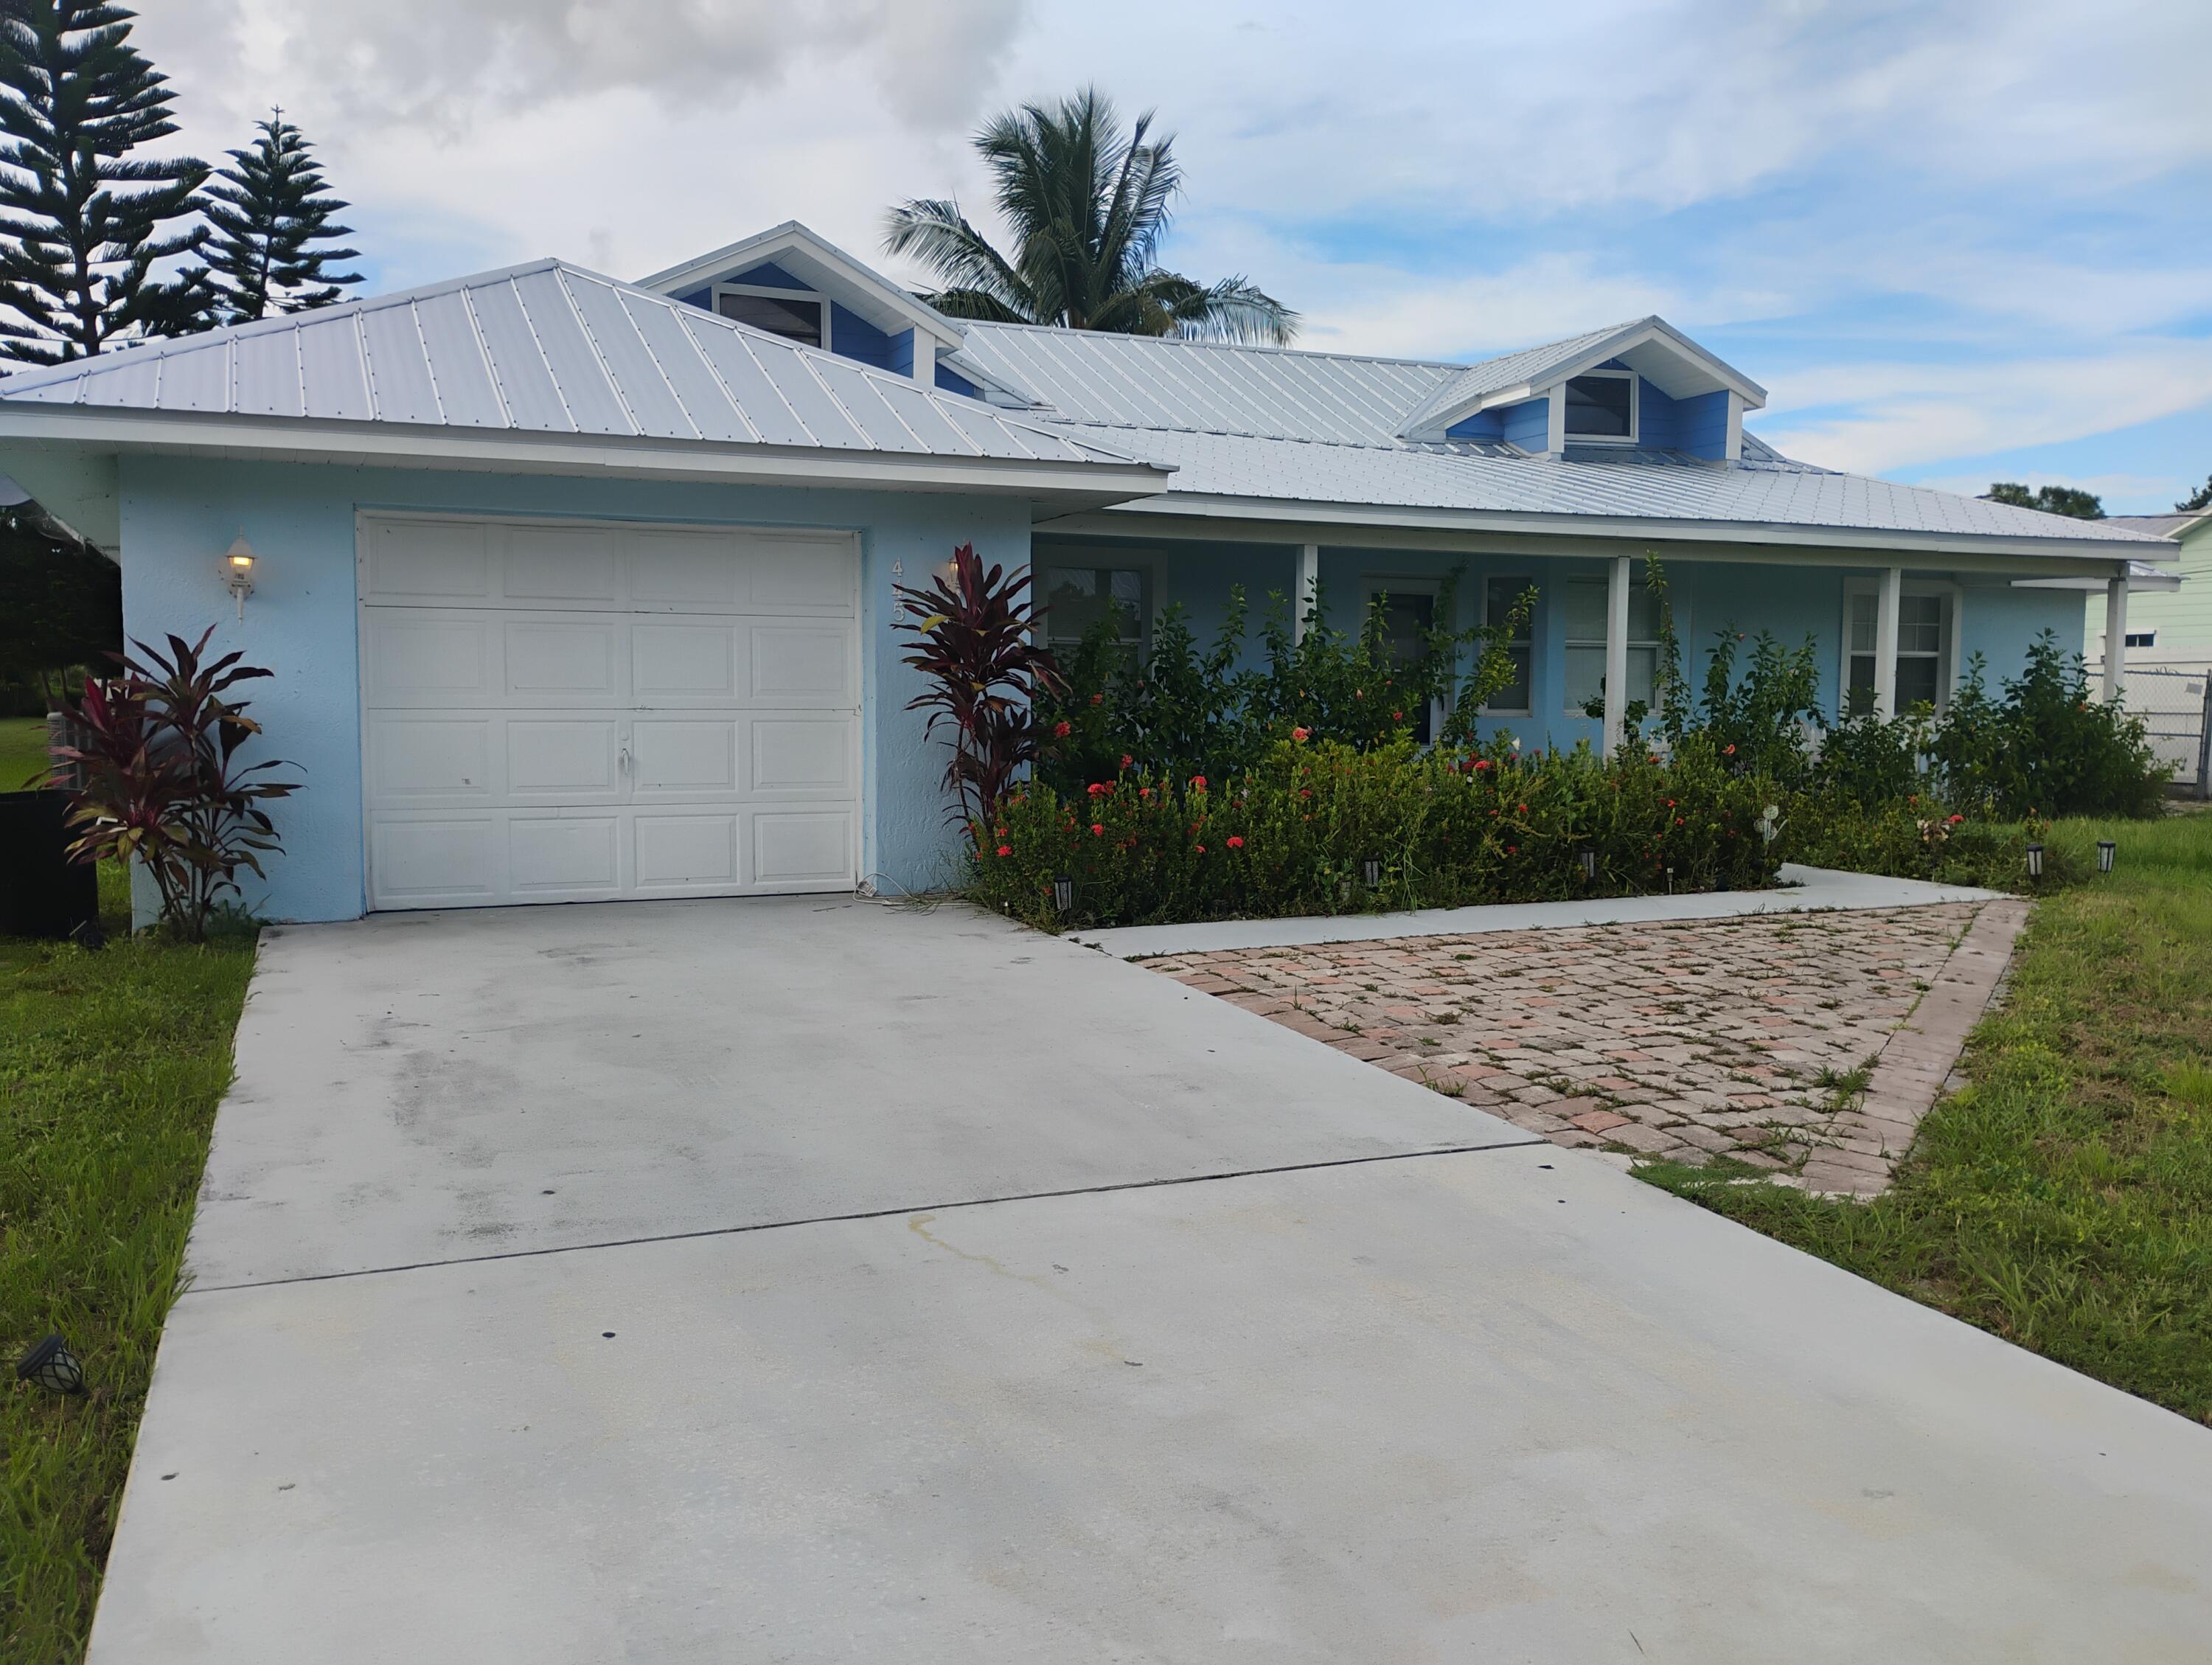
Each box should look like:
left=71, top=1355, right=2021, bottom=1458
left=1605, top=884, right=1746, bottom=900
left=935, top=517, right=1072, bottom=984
left=967, top=734, right=1783, bottom=931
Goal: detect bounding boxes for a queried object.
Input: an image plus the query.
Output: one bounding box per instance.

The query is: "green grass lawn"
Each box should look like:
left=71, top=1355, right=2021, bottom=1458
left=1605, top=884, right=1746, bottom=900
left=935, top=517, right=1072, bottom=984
left=1644, top=809, right=2212, bottom=1426
left=1, top=715, right=52, bottom=792
left=1, top=877, right=255, bottom=1661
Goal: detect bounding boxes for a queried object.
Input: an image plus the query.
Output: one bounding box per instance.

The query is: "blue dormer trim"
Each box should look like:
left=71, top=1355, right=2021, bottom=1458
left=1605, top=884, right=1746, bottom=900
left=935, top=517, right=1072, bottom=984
left=888, top=328, right=917, bottom=378
left=727, top=260, right=810, bottom=291
left=1500, top=396, right=1552, bottom=452
left=935, top=362, right=978, bottom=397
left=830, top=302, right=893, bottom=369
left=1638, top=382, right=1731, bottom=458
left=1444, top=408, right=1504, bottom=441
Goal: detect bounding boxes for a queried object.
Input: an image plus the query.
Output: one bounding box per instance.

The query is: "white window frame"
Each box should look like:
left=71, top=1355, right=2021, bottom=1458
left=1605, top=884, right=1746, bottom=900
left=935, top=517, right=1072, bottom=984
left=1562, top=368, right=1639, bottom=445
left=1562, top=569, right=1666, bottom=716
left=1034, top=551, right=1159, bottom=661
left=711, top=281, right=832, bottom=351
left=1478, top=572, right=1536, bottom=717
left=1841, top=578, right=1962, bottom=715
left=1363, top=574, right=1447, bottom=742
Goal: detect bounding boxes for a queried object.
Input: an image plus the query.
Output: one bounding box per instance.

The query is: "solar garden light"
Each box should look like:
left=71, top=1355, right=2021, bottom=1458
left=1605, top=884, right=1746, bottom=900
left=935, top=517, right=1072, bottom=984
left=1362, top=858, right=1381, bottom=889
left=1665, top=864, right=1675, bottom=894
left=2025, top=843, right=2045, bottom=883
left=16, top=1333, right=86, bottom=1396
left=1051, top=874, right=1073, bottom=914
left=2097, top=839, right=2116, bottom=874
left=1579, top=847, right=1597, bottom=883
left=1757, top=804, right=1781, bottom=847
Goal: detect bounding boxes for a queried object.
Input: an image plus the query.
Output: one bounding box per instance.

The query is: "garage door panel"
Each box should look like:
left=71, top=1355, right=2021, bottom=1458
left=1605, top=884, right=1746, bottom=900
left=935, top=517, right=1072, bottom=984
left=505, top=621, right=620, bottom=697
left=372, top=718, right=494, bottom=796
left=745, top=537, right=855, bottom=613
left=509, top=816, right=621, bottom=894
left=751, top=718, right=853, bottom=793
left=631, top=719, right=738, bottom=794
left=630, top=532, right=745, bottom=610
left=751, top=625, right=852, bottom=702
left=363, top=517, right=859, bottom=910
left=501, top=526, right=622, bottom=605
left=634, top=813, right=741, bottom=890
left=631, top=624, right=736, bottom=700
left=507, top=720, right=620, bottom=795
left=369, top=818, right=501, bottom=903
left=362, top=521, right=491, bottom=602
left=753, top=809, right=853, bottom=886
left=365, top=617, right=490, bottom=701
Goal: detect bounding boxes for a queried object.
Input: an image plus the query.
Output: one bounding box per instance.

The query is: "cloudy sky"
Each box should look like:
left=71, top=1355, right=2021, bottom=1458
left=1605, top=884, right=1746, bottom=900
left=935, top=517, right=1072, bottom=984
left=128, top=0, right=2212, bottom=511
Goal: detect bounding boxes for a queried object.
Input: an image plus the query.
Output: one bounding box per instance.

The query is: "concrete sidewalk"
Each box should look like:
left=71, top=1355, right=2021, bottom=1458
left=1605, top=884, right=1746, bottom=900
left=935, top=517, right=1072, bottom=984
left=87, top=894, right=2212, bottom=1664
left=1066, top=863, right=2005, bottom=958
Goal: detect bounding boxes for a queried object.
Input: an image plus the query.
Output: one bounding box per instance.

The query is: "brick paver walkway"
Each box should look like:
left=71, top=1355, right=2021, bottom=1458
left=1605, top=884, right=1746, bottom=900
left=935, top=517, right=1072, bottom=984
left=1148, top=903, right=1992, bottom=1173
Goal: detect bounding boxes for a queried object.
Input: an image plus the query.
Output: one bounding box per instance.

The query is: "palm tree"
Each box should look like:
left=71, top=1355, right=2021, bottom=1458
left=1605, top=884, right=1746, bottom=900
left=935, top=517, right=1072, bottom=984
left=884, top=88, right=1296, bottom=347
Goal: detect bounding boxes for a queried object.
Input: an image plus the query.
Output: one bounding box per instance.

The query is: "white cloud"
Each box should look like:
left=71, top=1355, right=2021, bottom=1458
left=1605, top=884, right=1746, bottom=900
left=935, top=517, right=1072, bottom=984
left=1759, top=342, right=2212, bottom=475
left=102, top=0, right=2212, bottom=484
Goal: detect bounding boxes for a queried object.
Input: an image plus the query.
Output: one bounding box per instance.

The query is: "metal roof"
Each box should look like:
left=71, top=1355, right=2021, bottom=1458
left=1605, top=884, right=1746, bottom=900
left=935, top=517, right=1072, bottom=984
left=0, top=260, right=1121, bottom=467
left=1046, top=423, right=2173, bottom=545
left=951, top=321, right=1467, bottom=445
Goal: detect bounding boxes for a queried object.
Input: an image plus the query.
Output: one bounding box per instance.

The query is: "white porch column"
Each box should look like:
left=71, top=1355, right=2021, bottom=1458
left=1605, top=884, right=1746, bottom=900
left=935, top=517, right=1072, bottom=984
left=1602, top=553, right=1630, bottom=757
left=1294, top=543, right=1320, bottom=644
left=1873, top=565, right=1902, bottom=720
left=2103, top=572, right=2129, bottom=702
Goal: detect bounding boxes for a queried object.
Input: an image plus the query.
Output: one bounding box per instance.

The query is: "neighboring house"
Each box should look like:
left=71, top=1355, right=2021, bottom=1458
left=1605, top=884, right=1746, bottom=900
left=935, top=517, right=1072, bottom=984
left=2084, top=511, right=2212, bottom=663
left=0, top=220, right=2175, bottom=923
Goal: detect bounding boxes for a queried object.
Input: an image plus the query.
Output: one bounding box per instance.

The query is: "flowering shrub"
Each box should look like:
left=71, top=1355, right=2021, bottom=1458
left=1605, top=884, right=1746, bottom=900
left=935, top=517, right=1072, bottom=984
left=967, top=733, right=1780, bottom=930
left=1777, top=793, right=2084, bottom=891
left=1034, top=569, right=1533, bottom=793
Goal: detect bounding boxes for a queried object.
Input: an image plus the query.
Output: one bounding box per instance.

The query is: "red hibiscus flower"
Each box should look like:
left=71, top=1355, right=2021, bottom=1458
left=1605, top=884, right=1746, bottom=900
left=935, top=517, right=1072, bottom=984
left=995, top=844, right=1012, bottom=857
left=1226, top=836, right=1245, bottom=849
left=1053, top=720, right=1071, bottom=738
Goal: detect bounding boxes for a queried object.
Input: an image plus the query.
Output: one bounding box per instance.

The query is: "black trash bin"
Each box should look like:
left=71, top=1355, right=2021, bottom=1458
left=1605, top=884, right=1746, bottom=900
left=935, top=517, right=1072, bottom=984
left=0, top=790, right=101, bottom=940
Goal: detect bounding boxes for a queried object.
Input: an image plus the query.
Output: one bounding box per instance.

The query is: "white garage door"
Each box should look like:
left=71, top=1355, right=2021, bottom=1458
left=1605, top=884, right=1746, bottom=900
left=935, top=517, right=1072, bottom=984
left=360, top=515, right=860, bottom=911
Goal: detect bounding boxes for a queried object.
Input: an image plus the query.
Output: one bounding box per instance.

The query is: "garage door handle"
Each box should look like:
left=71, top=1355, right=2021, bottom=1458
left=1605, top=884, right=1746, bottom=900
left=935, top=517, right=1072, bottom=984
left=618, top=745, right=630, bottom=776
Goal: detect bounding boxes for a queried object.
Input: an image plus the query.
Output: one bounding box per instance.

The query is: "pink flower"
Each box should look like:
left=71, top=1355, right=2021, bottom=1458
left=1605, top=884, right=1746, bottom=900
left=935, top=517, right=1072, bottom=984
left=1090, top=692, right=1104, bottom=706
left=1190, top=775, right=1208, bottom=792
left=1474, top=758, right=1491, bottom=771
left=1195, top=844, right=1207, bottom=854
left=1119, top=754, right=1133, bottom=771
left=1291, top=726, right=1310, bottom=742
left=1226, top=836, right=1245, bottom=849
left=1087, top=782, right=1108, bottom=796
left=1091, top=823, right=1105, bottom=836
left=995, top=844, right=1012, bottom=857
left=1053, top=720, right=1071, bottom=738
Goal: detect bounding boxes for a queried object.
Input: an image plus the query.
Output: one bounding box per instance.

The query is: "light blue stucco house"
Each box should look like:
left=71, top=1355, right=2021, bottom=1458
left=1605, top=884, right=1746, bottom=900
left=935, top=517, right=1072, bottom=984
left=0, top=220, right=2177, bottom=922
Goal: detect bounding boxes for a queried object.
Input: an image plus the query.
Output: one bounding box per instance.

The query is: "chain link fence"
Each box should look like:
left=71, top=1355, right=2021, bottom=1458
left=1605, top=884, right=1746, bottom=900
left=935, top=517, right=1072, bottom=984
left=2098, top=660, right=2212, bottom=800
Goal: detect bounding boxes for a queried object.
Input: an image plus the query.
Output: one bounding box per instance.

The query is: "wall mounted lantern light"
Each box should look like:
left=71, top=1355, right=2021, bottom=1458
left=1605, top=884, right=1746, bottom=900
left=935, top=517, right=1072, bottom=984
left=220, top=532, right=257, bottom=619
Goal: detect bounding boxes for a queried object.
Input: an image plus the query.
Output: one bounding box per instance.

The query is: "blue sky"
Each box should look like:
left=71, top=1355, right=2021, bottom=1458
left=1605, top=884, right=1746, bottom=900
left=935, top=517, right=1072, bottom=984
left=137, top=0, right=2212, bottom=512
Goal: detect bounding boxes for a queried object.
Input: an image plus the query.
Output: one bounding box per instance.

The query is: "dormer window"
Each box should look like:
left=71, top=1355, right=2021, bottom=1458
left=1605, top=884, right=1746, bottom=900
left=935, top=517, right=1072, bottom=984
left=714, top=286, right=826, bottom=348
left=1564, top=371, right=1637, bottom=442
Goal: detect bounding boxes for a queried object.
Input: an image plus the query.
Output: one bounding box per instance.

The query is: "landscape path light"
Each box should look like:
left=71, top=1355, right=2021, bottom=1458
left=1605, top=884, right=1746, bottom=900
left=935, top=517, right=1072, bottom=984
left=2097, top=839, right=2116, bottom=874
left=2025, top=842, right=2045, bottom=883
left=16, top=1333, right=86, bottom=1396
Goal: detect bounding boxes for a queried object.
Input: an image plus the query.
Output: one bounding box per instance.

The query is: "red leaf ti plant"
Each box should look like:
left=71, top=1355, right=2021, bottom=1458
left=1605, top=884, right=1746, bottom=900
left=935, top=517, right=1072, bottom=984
left=894, top=543, right=1063, bottom=829
left=52, top=628, right=299, bottom=942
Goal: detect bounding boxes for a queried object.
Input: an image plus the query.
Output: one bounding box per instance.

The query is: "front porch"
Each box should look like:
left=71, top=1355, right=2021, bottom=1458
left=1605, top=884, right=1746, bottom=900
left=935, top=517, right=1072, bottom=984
left=1032, top=526, right=2102, bottom=754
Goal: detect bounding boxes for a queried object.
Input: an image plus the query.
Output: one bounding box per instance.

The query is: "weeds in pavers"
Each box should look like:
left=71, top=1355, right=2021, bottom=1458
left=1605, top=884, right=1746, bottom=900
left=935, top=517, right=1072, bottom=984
left=2, top=888, right=256, bottom=1661
left=1641, top=813, right=2212, bottom=1426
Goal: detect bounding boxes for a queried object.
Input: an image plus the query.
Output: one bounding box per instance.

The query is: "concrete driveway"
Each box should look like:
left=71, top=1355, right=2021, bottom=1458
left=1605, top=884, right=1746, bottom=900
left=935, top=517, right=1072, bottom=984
left=91, top=898, right=2212, bottom=1662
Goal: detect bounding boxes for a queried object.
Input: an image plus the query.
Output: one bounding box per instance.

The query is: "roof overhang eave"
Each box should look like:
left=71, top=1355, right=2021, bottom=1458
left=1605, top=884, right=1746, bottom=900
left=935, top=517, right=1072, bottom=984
left=1078, top=490, right=2168, bottom=568
left=0, top=406, right=1175, bottom=506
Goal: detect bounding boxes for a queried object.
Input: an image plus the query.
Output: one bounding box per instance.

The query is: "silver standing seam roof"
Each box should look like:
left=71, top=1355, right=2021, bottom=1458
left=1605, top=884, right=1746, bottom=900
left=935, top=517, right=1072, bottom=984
left=0, top=260, right=1129, bottom=468
left=952, top=318, right=2168, bottom=547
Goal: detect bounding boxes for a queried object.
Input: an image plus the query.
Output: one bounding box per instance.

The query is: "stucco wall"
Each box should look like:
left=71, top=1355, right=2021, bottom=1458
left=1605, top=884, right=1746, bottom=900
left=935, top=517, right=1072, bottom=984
left=116, top=456, right=1029, bottom=922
